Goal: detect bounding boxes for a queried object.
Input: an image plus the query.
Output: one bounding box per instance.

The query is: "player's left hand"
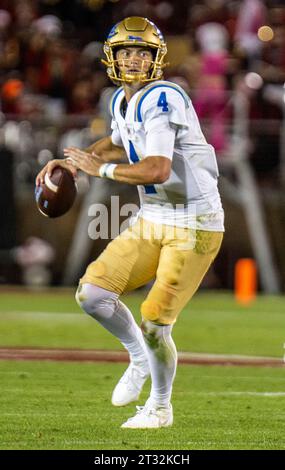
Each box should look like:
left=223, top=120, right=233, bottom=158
left=63, top=147, right=101, bottom=177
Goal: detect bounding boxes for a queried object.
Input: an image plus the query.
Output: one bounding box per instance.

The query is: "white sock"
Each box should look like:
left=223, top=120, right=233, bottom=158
left=76, top=283, right=148, bottom=366
left=142, top=320, right=177, bottom=408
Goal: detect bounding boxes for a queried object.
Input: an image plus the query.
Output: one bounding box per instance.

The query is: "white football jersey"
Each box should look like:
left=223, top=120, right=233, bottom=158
left=110, top=80, right=224, bottom=231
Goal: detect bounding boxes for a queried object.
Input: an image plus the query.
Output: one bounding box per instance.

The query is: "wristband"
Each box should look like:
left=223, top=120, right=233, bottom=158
left=99, top=163, right=117, bottom=180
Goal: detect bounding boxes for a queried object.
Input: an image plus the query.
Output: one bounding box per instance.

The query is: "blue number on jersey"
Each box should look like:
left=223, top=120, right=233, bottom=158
left=157, top=91, right=169, bottom=112
left=129, top=141, right=157, bottom=194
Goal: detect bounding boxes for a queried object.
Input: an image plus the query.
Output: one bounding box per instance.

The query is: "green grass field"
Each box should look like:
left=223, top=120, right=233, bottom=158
left=1, top=289, right=285, bottom=356
left=0, top=289, right=285, bottom=449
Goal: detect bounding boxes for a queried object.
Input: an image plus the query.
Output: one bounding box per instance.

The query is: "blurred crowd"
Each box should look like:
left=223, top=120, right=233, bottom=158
left=0, top=0, right=284, bottom=150
left=0, top=0, right=284, bottom=286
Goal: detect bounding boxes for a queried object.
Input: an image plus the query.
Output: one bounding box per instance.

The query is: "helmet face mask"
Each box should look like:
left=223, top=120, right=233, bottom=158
left=102, top=17, right=168, bottom=85
left=114, top=47, right=154, bottom=84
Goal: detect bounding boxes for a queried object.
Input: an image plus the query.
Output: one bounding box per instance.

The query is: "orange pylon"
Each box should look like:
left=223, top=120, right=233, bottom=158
left=235, top=258, right=257, bottom=304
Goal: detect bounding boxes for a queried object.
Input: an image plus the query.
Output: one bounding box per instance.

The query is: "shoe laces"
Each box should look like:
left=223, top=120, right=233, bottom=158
left=135, top=404, right=157, bottom=417
left=120, top=363, right=148, bottom=387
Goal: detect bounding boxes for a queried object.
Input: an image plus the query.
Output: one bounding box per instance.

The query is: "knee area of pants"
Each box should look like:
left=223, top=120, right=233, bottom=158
left=141, top=299, right=176, bottom=327
left=75, top=285, right=96, bottom=316
left=141, top=300, right=161, bottom=323
left=75, top=283, right=117, bottom=319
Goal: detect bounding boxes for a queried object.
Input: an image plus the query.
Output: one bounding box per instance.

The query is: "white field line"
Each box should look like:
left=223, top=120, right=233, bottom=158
left=0, top=311, right=81, bottom=318
left=186, top=391, right=285, bottom=397
left=1, top=372, right=284, bottom=381
left=1, top=309, right=284, bottom=316
left=1, top=387, right=285, bottom=398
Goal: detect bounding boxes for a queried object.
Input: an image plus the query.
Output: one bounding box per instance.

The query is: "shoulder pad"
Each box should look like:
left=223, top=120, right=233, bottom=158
left=134, top=81, right=190, bottom=122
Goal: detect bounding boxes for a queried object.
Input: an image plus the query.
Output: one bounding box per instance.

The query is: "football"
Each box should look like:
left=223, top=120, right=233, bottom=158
left=35, top=166, right=77, bottom=218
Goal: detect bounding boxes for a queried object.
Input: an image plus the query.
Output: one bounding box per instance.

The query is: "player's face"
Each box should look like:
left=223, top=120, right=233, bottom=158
left=115, top=47, right=153, bottom=79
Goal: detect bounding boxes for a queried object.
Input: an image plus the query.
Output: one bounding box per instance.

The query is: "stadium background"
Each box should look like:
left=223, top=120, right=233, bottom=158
left=0, top=0, right=285, bottom=293
left=1, top=0, right=285, bottom=451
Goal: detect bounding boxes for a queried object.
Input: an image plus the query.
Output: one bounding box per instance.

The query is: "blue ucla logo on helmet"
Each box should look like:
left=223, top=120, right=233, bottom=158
left=128, top=35, right=143, bottom=41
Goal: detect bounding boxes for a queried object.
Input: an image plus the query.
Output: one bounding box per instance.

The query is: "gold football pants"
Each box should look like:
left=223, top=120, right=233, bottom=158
left=80, top=218, right=223, bottom=325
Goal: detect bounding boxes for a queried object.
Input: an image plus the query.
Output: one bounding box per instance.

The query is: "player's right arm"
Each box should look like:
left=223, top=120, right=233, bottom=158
left=36, top=88, right=126, bottom=185
left=36, top=136, right=126, bottom=185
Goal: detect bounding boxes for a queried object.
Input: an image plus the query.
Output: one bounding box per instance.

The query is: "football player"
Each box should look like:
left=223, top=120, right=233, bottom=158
left=36, top=17, right=224, bottom=429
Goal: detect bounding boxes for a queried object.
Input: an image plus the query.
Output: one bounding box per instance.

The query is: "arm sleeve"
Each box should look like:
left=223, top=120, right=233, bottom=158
left=141, top=87, right=189, bottom=160
left=145, top=115, right=176, bottom=160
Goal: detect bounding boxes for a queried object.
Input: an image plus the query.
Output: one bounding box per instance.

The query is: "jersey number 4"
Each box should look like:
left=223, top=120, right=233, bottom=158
left=157, top=92, right=169, bottom=112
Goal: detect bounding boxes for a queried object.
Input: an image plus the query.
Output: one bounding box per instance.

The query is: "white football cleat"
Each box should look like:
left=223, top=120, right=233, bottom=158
left=121, top=401, right=173, bottom=429
left=111, top=362, right=150, bottom=407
